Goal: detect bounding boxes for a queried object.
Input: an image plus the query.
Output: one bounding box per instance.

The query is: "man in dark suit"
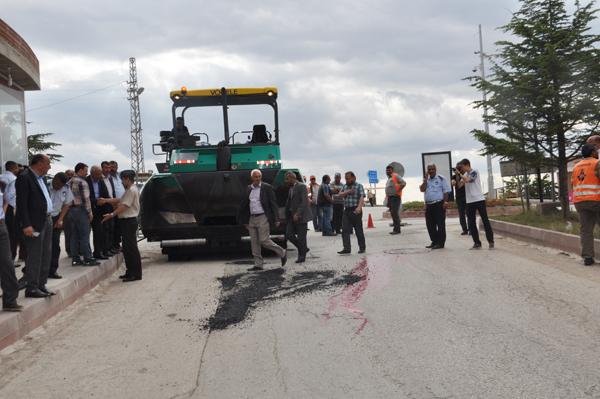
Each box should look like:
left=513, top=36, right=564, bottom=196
left=284, top=171, right=312, bottom=263
left=239, top=169, right=287, bottom=271
left=15, top=154, right=54, bottom=298
left=86, top=166, right=111, bottom=259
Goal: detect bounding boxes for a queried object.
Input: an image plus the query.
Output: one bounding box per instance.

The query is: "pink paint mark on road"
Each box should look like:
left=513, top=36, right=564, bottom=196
left=323, top=257, right=370, bottom=335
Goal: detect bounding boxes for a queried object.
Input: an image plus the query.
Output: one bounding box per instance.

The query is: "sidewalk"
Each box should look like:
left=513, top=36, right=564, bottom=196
left=0, top=253, right=123, bottom=350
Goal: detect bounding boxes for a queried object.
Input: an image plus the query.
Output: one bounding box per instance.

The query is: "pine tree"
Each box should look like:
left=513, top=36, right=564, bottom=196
left=27, top=133, right=63, bottom=163
left=469, top=0, right=600, bottom=218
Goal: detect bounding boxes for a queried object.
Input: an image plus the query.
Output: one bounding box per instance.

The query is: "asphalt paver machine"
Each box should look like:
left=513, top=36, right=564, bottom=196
left=140, top=87, right=302, bottom=260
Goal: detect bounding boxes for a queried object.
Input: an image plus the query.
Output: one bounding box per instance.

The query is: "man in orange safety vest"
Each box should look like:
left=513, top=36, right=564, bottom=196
left=385, top=164, right=406, bottom=235
left=572, top=143, right=600, bottom=266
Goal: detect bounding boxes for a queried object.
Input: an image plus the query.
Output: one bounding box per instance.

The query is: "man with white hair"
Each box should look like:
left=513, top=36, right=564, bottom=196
left=239, top=169, right=287, bottom=271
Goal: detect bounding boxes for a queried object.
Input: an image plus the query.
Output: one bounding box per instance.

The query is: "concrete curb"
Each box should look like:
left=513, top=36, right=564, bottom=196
left=489, top=219, right=599, bottom=256
left=0, top=254, right=123, bottom=351
left=382, top=206, right=523, bottom=219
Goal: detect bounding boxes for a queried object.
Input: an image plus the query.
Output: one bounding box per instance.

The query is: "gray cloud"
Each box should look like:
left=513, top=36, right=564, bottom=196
left=6, top=0, right=582, bottom=200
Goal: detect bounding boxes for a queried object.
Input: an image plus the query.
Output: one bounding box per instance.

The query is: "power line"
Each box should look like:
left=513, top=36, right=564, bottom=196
left=26, top=82, right=123, bottom=113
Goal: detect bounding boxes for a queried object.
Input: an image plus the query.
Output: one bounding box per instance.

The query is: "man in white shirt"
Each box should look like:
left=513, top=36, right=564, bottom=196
left=308, top=176, right=321, bottom=232
left=1, top=161, right=20, bottom=264
left=109, top=161, right=125, bottom=253
left=100, top=170, right=143, bottom=282
left=0, top=189, right=22, bottom=311
left=458, top=158, right=495, bottom=249
left=102, top=161, right=116, bottom=255
left=49, top=172, right=73, bottom=279
left=238, top=169, right=287, bottom=271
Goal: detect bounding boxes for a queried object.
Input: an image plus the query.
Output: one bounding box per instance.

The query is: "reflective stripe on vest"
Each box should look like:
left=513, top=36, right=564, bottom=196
left=572, top=158, right=600, bottom=203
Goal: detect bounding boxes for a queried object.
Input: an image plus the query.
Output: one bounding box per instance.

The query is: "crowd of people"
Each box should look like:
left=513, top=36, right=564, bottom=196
left=0, top=155, right=142, bottom=312
left=0, top=152, right=507, bottom=309
left=241, top=160, right=494, bottom=272
left=240, top=170, right=370, bottom=270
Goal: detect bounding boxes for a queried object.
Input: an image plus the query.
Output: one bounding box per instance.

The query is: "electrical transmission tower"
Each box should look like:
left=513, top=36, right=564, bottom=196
left=127, top=57, right=145, bottom=173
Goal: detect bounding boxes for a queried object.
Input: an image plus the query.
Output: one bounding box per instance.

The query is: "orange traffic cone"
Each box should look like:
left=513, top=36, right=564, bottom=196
left=367, top=213, right=375, bottom=229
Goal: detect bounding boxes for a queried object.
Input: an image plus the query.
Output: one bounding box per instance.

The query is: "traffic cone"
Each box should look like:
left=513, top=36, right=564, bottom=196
left=367, top=213, right=375, bottom=229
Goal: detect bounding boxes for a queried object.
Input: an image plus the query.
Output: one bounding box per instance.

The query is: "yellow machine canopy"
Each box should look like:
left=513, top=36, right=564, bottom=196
left=170, top=87, right=277, bottom=107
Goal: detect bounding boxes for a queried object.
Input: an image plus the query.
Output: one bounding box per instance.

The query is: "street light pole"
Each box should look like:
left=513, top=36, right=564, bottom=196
left=478, top=24, right=496, bottom=199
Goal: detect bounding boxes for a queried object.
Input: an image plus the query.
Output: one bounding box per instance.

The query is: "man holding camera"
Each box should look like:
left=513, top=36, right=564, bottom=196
left=458, top=158, right=494, bottom=250
left=451, top=163, right=469, bottom=236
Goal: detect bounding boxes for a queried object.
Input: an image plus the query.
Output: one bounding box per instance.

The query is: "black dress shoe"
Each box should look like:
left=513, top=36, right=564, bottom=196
left=425, top=243, right=434, bottom=249
left=461, top=231, right=469, bottom=236
left=119, top=274, right=130, bottom=279
left=97, top=254, right=109, bottom=260
left=72, top=258, right=84, bottom=266
left=358, top=249, right=366, bottom=254
left=83, top=259, right=101, bottom=266
left=25, top=288, right=49, bottom=298
left=248, top=266, right=264, bottom=272
left=470, top=243, right=482, bottom=250
left=338, top=249, right=351, bottom=254
left=18, top=278, right=27, bottom=290
left=40, top=286, right=56, bottom=296
left=584, top=257, right=595, bottom=266
left=281, top=252, right=288, bottom=267
left=122, top=276, right=142, bottom=282
left=431, top=245, right=444, bottom=250
left=48, top=273, right=63, bottom=279
left=2, top=303, right=23, bottom=312
left=389, top=231, right=401, bottom=235
left=295, top=257, right=306, bottom=263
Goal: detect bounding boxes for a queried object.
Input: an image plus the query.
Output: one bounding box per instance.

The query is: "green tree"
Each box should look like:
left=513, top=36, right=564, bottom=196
left=469, top=0, right=600, bottom=218
left=504, top=174, right=557, bottom=199
left=27, top=133, right=63, bottom=163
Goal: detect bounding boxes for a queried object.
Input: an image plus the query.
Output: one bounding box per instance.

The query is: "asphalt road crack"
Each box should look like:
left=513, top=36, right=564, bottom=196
left=269, top=313, right=288, bottom=396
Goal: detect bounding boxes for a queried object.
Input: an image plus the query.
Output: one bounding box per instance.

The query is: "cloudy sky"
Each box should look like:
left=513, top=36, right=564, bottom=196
left=3, top=0, right=552, bottom=201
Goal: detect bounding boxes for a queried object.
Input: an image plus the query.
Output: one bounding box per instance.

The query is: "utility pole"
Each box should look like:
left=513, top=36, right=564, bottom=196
left=127, top=57, right=145, bottom=173
left=478, top=24, right=496, bottom=199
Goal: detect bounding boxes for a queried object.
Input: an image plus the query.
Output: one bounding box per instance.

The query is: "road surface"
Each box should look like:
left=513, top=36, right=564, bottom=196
left=1, top=210, right=600, bottom=399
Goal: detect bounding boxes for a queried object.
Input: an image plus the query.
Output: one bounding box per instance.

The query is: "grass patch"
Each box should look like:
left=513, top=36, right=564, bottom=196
left=492, top=211, right=600, bottom=239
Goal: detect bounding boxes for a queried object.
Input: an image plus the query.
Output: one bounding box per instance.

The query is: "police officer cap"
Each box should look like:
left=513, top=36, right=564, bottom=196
left=120, top=169, right=136, bottom=181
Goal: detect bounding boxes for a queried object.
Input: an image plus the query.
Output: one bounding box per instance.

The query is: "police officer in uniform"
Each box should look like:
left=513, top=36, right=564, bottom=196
left=572, top=143, right=600, bottom=266
left=419, top=164, right=452, bottom=249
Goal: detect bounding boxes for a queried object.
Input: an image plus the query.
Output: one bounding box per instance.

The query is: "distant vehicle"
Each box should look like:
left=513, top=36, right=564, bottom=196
left=140, top=87, right=302, bottom=260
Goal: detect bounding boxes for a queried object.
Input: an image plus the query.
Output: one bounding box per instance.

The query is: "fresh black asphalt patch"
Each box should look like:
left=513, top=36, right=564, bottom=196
left=205, top=269, right=362, bottom=331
